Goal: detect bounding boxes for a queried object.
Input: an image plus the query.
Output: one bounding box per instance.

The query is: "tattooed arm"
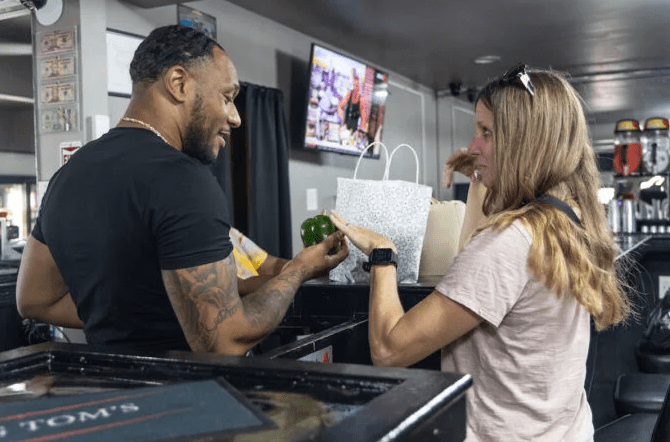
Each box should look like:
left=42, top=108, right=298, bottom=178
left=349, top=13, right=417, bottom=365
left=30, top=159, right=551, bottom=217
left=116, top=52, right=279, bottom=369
left=237, top=254, right=291, bottom=296
left=161, top=231, right=348, bottom=355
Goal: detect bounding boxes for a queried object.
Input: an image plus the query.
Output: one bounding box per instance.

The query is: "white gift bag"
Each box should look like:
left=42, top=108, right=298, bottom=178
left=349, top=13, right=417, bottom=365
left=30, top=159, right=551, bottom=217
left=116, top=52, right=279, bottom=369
left=330, top=142, right=433, bottom=283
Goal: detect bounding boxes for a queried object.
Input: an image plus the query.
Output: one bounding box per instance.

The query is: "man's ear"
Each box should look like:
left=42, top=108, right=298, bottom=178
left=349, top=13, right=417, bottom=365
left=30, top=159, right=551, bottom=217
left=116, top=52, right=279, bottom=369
left=163, top=65, right=192, bottom=103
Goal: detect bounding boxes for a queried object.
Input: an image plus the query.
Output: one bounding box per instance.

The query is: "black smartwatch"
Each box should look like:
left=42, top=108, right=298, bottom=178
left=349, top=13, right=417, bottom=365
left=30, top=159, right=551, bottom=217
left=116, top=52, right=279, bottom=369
left=363, top=248, right=399, bottom=272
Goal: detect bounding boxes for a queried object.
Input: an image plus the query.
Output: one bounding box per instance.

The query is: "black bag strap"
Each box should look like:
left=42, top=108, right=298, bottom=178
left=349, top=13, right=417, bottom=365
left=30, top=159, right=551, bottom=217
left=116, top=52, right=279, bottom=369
left=533, top=194, right=582, bottom=227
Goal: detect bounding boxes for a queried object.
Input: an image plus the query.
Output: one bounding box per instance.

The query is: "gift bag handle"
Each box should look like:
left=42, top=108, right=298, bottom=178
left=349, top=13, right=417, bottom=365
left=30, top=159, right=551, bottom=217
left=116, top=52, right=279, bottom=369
left=353, top=141, right=390, bottom=179
left=384, top=143, right=420, bottom=183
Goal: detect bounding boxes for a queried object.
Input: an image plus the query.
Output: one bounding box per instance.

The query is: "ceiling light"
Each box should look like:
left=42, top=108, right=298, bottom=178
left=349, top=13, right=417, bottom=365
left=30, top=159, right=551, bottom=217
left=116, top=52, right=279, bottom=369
left=474, top=55, right=501, bottom=65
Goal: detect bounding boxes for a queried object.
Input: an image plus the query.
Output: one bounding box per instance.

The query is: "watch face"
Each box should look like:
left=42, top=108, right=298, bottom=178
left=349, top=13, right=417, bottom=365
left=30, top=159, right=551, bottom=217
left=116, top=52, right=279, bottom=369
left=364, top=248, right=398, bottom=272
left=371, top=248, right=393, bottom=261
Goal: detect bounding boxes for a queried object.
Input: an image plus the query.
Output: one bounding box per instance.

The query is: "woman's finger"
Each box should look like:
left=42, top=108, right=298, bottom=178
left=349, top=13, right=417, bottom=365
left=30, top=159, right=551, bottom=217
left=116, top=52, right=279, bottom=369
left=443, top=148, right=468, bottom=188
left=329, top=211, right=351, bottom=232
left=329, top=210, right=344, bottom=223
left=443, top=162, right=454, bottom=188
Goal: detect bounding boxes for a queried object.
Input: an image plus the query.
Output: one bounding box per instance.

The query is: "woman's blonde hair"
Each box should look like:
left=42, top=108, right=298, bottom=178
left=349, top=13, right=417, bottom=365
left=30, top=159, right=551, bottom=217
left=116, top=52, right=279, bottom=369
left=475, top=69, right=630, bottom=330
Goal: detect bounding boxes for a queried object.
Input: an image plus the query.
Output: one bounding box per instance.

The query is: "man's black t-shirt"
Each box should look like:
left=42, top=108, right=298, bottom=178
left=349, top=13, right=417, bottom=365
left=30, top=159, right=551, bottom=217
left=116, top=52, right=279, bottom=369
left=32, top=128, right=233, bottom=351
left=344, top=97, right=361, bottom=132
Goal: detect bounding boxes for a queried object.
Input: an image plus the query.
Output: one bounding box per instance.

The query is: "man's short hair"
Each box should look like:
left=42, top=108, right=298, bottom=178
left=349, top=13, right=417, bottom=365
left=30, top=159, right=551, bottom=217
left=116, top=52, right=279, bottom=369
left=129, top=25, right=224, bottom=84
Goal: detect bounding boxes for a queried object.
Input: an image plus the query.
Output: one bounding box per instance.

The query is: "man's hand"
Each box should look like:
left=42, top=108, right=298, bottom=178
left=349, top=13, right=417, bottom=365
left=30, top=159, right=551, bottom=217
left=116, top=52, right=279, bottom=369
left=329, top=211, right=396, bottom=256
left=283, top=230, right=348, bottom=279
left=442, top=147, right=478, bottom=188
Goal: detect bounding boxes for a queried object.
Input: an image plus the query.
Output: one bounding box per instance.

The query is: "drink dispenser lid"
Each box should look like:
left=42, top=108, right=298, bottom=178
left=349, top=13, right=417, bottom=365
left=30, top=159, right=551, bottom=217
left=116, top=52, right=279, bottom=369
left=644, top=117, right=670, bottom=131
left=614, top=119, right=641, bottom=133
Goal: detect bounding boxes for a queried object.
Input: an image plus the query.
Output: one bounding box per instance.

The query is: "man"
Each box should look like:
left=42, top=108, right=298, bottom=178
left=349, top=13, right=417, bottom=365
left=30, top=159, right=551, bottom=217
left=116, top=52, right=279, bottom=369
left=337, top=69, right=367, bottom=146
left=16, top=25, right=348, bottom=355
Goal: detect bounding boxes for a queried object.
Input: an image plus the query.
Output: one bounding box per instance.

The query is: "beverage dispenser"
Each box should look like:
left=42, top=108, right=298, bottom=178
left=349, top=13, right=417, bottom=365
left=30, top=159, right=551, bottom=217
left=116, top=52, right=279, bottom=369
left=614, top=119, right=642, bottom=176
left=641, top=117, right=670, bottom=175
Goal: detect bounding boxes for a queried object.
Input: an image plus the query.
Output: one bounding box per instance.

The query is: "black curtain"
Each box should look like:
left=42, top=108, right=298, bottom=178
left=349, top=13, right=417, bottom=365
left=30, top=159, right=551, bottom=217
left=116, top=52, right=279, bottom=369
left=211, top=82, right=292, bottom=259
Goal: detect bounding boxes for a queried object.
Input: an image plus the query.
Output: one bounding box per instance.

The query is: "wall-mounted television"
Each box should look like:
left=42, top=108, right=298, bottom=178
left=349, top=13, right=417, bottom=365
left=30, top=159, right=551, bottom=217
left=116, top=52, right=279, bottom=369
left=303, top=43, right=389, bottom=159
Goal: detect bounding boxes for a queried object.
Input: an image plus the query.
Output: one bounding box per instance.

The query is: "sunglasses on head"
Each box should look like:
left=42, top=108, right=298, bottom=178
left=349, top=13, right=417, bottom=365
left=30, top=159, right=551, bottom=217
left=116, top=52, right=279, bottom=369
left=502, top=63, right=535, bottom=97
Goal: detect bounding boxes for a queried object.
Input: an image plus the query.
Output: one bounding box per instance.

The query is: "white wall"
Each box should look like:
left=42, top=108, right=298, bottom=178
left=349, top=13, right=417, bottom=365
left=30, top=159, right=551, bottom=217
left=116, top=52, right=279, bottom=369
left=435, top=96, right=475, bottom=201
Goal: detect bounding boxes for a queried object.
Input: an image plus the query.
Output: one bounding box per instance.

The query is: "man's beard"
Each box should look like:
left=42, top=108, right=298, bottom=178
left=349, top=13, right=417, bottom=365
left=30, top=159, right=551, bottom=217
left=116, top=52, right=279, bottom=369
left=183, top=92, right=218, bottom=165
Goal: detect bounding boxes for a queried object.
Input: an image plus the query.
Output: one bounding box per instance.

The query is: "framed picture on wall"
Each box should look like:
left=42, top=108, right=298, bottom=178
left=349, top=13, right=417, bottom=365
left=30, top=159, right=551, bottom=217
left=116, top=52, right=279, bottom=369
left=40, top=81, right=77, bottom=106
left=177, top=4, right=217, bottom=40
left=37, top=29, right=75, bottom=56
left=106, top=29, right=145, bottom=98
left=40, top=104, right=79, bottom=133
left=39, top=55, right=77, bottom=81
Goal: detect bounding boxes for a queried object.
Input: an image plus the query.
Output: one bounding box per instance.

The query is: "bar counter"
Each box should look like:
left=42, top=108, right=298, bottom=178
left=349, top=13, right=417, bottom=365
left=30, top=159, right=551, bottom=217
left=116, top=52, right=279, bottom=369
left=271, top=233, right=658, bottom=369
left=288, top=232, right=651, bottom=321
left=0, top=342, right=471, bottom=441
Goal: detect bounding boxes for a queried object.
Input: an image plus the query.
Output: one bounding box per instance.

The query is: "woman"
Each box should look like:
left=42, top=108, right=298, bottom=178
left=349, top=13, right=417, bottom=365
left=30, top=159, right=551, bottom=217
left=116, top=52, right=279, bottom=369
left=329, top=65, right=630, bottom=441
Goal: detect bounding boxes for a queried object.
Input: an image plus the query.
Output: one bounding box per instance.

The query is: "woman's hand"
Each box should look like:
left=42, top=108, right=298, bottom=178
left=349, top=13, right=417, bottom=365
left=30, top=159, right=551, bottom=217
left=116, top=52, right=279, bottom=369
left=329, top=211, right=396, bottom=256
left=442, top=147, right=479, bottom=188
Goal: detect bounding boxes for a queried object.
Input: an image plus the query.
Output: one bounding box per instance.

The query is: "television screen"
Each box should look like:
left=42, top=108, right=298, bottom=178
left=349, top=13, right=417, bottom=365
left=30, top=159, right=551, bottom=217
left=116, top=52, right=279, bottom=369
left=303, top=43, right=389, bottom=159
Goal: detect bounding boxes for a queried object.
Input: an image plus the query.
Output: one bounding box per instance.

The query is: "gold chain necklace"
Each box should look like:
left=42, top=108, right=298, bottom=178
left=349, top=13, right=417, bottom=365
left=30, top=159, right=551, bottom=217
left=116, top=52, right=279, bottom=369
left=120, top=117, right=171, bottom=146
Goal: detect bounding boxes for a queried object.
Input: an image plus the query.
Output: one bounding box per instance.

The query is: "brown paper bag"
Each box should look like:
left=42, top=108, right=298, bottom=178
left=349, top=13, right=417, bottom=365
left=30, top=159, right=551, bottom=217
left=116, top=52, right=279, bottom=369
left=419, top=198, right=466, bottom=277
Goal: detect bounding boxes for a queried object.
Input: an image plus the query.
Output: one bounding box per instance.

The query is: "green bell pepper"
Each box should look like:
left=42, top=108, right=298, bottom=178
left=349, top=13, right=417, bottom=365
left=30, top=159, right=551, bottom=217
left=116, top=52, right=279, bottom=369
left=300, top=213, right=338, bottom=252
